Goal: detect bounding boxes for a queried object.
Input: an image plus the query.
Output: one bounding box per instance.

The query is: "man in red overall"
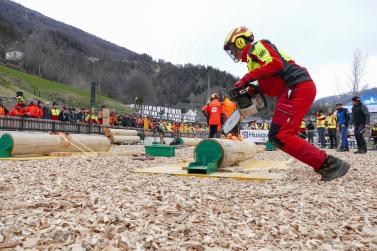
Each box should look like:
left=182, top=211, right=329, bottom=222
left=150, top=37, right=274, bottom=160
left=224, top=26, right=350, bottom=181
left=202, top=93, right=223, bottom=138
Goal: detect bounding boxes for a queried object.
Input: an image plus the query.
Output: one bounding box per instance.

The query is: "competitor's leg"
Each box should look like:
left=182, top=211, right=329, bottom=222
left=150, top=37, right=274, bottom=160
left=268, top=81, right=326, bottom=169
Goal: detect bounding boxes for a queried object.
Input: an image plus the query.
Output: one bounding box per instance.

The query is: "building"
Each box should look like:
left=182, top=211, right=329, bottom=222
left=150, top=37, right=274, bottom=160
left=128, top=104, right=183, bottom=121
left=182, top=109, right=198, bottom=122
left=6, top=51, right=23, bottom=62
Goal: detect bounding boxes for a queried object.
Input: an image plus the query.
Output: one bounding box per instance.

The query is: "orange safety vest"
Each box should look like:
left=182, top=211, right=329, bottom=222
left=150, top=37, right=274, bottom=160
left=0, top=106, right=5, bottom=116
left=221, top=98, right=237, bottom=118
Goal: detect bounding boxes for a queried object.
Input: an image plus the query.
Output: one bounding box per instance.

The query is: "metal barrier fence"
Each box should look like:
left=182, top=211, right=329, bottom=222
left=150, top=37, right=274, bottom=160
left=0, top=116, right=102, bottom=134
left=0, top=116, right=208, bottom=138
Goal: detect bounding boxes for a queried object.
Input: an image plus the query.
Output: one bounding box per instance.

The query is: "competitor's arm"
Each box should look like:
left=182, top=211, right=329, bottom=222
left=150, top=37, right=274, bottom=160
left=239, top=41, right=284, bottom=84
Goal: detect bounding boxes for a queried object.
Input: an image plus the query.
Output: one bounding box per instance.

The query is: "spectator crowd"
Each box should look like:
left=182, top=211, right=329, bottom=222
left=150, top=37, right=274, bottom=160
left=0, top=96, right=208, bottom=135
left=1, top=95, right=376, bottom=149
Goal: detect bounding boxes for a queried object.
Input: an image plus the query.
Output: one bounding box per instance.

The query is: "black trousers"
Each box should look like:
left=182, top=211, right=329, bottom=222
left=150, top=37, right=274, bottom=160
left=354, top=125, right=367, bottom=151
left=209, top=125, right=218, bottom=138
left=328, top=128, right=338, bottom=148
left=307, top=131, right=314, bottom=143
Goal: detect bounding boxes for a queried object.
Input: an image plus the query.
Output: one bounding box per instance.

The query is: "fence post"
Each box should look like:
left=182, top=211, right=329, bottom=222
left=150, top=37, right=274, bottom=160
left=20, top=116, right=24, bottom=131
left=52, top=121, right=56, bottom=133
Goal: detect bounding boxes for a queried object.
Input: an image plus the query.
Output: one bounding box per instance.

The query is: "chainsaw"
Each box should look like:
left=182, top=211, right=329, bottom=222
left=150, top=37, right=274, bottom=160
left=222, top=83, right=268, bottom=134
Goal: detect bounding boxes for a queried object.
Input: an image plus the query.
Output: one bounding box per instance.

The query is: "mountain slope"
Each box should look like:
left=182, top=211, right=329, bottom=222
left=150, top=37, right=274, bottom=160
left=0, top=64, right=130, bottom=112
left=0, top=0, right=237, bottom=110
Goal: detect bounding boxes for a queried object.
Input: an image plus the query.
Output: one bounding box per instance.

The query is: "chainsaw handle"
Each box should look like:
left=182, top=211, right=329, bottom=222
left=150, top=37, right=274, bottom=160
left=248, top=83, right=268, bottom=109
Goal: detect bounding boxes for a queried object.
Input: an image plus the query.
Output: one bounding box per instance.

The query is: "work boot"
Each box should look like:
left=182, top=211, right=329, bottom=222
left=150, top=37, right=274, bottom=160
left=315, top=155, right=350, bottom=182
left=354, top=149, right=362, bottom=154
left=357, top=149, right=367, bottom=154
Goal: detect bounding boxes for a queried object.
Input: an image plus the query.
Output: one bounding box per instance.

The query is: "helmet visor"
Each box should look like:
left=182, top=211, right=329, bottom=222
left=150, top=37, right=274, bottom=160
left=225, top=45, right=240, bottom=63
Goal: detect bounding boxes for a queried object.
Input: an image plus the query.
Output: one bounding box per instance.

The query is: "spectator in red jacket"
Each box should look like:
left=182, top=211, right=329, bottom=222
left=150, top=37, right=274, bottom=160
left=202, top=93, right=224, bottom=138
left=8, top=96, right=26, bottom=116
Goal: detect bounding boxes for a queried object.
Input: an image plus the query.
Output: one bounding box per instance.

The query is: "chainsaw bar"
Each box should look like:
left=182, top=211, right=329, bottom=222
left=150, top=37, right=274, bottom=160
left=222, top=109, right=241, bottom=134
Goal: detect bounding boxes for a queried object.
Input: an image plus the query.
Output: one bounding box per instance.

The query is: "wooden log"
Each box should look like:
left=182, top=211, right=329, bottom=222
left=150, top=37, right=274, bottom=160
left=215, top=139, right=257, bottom=167
left=194, top=139, right=257, bottom=168
left=103, top=128, right=138, bottom=137
left=49, top=152, right=73, bottom=157
left=110, top=135, right=140, bottom=144
left=2, top=132, right=111, bottom=156
left=178, top=137, right=202, bottom=147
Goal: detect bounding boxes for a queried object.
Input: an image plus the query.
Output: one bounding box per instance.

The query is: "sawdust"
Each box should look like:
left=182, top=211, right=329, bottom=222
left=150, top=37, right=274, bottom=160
left=0, top=145, right=376, bottom=250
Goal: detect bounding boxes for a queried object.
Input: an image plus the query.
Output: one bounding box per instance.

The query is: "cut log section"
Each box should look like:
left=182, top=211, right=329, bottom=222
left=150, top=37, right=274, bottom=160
left=177, top=137, right=202, bottom=147
left=109, top=135, right=140, bottom=144
left=104, top=128, right=140, bottom=144
left=188, top=138, right=257, bottom=174
left=213, top=139, right=257, bottom=167
left=0, top=132, right=111, bottom=157
left=103, top=128, right=138, bottom=137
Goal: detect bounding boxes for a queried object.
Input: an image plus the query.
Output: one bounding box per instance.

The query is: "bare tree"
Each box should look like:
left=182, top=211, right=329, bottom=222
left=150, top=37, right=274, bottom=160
left=347, top=49, right=368, bottom=96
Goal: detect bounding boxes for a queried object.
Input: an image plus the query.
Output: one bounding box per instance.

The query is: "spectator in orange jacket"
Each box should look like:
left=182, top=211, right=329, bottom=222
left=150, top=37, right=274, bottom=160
left=8, top=96, right=26, bottom=116
left=25, top=100, right=43, bottom=118
left=221, top=94, right=238, bottom=136
left=221, top=95, right=237, bottom=119
left=0, top=99, right=9, bottom=116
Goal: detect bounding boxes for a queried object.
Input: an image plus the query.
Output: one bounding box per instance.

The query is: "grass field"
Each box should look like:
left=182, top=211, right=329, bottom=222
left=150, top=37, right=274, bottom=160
left=0, top=65, right=130, bottom=113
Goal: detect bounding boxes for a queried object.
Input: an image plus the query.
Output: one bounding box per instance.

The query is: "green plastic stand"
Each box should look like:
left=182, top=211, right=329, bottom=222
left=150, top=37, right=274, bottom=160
left=188, top=140, right=224, bottom=174
left=0, top=133, right=14, bottom=158
left=265, top=141, right=276, bottom=151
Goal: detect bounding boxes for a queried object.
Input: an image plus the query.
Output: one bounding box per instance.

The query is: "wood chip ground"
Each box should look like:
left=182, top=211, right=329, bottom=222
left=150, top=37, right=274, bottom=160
left=0, top=145, right=376, bottom=250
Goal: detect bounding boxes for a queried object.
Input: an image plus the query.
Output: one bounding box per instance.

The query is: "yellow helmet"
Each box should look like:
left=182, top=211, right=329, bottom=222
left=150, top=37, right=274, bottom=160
left=223, top=26, right=254, bottom=62
left=16, top=96, right=25, bottom=103
left=210, top=93, right=219, bottom=100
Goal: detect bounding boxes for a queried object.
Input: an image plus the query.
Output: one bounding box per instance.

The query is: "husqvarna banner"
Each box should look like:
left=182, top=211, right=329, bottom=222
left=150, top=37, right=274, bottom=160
left=241, top=130, right=269, bottom=143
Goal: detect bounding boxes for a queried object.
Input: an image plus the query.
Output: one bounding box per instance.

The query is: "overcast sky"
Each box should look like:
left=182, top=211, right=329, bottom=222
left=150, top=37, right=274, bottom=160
left=13, top=0, right=377, bottom=99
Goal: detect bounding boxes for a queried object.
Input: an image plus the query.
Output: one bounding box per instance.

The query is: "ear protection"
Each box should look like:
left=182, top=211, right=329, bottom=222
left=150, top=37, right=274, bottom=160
left=235, top=37, right=246, bottom=49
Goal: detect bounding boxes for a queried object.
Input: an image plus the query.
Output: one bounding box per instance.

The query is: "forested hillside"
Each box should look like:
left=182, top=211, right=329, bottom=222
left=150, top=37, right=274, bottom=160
left=0, top=0, right=237, bottom=110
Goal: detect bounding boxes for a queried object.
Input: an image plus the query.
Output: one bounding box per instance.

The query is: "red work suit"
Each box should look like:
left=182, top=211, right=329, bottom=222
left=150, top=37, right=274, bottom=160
left=202, top=98, right=223, bottom=138
left=239, top=40, right=325, bottom=169
left=8, top=104, right=25, bottom=116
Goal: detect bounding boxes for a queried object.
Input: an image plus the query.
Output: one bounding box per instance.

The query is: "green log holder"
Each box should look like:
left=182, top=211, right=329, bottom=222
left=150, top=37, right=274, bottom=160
left=188, top=140, right=224, bottom=174
left=0, top=133, right=14, bottom=158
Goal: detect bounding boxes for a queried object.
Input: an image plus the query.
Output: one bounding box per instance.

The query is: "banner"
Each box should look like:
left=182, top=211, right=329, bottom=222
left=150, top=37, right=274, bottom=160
left=241, top=130, right=269, bottom=143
